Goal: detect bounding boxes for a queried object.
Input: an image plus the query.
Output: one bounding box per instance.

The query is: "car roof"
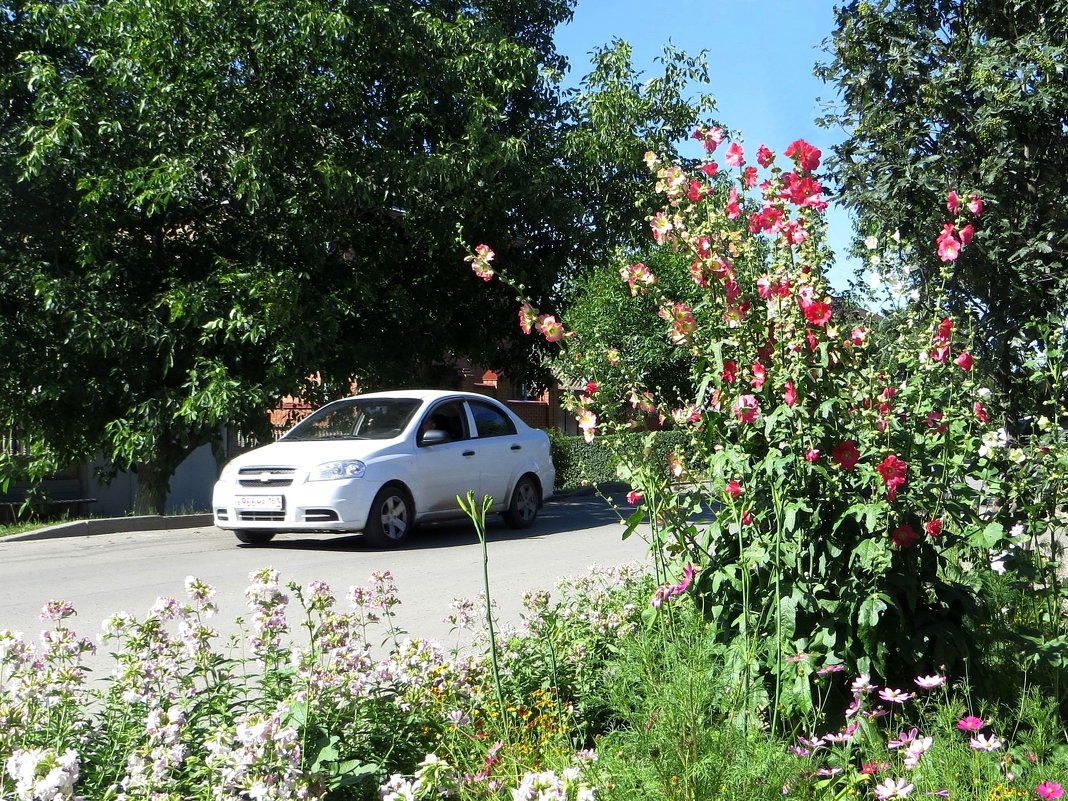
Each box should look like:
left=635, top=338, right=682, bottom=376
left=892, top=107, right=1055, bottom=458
left=343, top=389, right=505, bottom=404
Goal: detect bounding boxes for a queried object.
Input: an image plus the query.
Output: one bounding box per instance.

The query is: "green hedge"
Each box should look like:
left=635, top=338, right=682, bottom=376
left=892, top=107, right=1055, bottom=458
left=547, top=429, right=692, bottom=493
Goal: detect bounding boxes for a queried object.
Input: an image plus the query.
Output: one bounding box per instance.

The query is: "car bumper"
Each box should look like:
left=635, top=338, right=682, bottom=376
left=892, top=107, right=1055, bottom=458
left=211, top=478, right=381, bottom=532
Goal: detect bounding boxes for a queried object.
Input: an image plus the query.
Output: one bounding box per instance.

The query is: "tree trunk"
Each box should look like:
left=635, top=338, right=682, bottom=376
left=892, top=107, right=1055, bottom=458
left=133, top=460, right=171, bottom=515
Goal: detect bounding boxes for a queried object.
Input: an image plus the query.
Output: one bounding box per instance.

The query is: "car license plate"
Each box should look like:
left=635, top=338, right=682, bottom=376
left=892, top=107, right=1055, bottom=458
left=235, top=495, right=283, bottom=511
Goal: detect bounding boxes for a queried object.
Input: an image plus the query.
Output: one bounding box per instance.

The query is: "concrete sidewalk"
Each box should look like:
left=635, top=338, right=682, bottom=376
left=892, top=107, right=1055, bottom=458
left=3, top=513, right=214, bottom=542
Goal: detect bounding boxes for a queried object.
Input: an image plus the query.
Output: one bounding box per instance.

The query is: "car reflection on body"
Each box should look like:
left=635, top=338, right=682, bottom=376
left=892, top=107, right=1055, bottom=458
left=212, top=390, right=556, bottom=547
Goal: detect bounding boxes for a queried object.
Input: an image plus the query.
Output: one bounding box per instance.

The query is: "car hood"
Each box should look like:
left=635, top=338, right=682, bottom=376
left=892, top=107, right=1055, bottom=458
left=225, top=438, right=404, bottom=470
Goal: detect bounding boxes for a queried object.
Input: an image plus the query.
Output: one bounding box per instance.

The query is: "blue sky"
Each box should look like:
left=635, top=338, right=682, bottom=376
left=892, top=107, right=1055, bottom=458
left=553, top=0, right=856, bottom=289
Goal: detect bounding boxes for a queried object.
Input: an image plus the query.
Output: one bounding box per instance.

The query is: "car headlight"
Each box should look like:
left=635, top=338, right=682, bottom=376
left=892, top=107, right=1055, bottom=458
left=309, top=460, right=366, bottom=481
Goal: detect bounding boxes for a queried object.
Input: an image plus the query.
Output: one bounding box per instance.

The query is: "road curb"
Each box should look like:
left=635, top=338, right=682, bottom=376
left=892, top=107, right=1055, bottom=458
left=3, top=514, right=214, bottom=542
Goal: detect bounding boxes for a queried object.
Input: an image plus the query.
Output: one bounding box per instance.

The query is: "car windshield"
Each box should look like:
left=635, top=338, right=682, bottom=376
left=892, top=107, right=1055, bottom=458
left=283, top=398, right=422, bottom=441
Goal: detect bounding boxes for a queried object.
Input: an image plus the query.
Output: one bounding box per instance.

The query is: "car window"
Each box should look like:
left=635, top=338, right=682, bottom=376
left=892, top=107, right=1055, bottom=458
left=284, top=398, right=420, bottom=441
left=420, top=400, right=468, bottom=443
left=469, top=401, right=517, bottom=438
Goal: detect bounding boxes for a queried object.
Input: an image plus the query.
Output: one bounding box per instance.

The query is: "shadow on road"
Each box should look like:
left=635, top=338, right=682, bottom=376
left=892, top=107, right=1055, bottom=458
left=237, top=492, right=634, bottom=553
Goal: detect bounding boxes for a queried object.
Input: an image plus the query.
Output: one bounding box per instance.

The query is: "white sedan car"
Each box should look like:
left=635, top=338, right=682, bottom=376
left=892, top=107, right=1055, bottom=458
left=212, top=390, right=556, bottom=546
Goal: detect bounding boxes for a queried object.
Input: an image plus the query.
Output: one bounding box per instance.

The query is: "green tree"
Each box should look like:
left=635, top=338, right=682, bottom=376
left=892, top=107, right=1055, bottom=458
left=0, top=1, right=715, bottom=512
left=818, top=0, right=1068, bottom=416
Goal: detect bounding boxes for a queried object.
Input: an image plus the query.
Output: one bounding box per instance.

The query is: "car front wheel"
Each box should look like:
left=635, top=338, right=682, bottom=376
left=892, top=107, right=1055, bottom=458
left=364, top=485, right=413, bottom=547
left=503, top=475, right=539, bottom=529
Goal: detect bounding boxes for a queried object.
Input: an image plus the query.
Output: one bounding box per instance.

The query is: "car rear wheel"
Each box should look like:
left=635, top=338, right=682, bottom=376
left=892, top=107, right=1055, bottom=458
left=364, top=485, right=413, bottom=548
left=235, top=530, right=276, bottom=545
left=503, top=475, right=539, bottom=529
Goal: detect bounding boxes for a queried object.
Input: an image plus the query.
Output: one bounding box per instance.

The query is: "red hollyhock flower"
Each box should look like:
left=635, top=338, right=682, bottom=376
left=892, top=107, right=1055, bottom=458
left=832, top=441, right=861, bottom=472
left=784, top=381, right=797, bottom=408
left=974, top=401, right=989, bottom=423
left=805, top=448, right=820, bottom=463
left=722, top=360, right=738, bottom=384
left=751, top=360, right=767, bottom=389
left=925, top=519, right=943, bottom=538
left=891, top=524, right=918, bottom=548
left=784, top=138, right=821, bottom=172
left=955, top=351, right=974, bottom=371
left=725, top=480, right=743, bottom=499
left=804, top=301, right=832, bottom=327
left=732, top=394, right=760, bottom=424
left=756, top=144, right=774, bottom=168
left=947, top=191, right=960, bottom=215
left=876, top=455, right=909, bottom=502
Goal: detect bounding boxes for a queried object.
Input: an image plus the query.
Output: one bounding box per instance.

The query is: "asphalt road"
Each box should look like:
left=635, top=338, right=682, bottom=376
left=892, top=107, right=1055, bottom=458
left=0, top=493, right=652, bottom=676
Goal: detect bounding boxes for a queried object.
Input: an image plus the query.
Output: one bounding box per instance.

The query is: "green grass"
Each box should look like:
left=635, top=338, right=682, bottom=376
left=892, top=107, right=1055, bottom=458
left=0, top=519, right=52, bottom=538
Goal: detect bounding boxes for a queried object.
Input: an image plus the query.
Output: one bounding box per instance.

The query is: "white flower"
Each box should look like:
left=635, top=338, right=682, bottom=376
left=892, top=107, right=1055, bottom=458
left=979, top=429, right=1008, bottom=457
left=869, top=254, right=882, bottom=266
left=1009, top=523, right=1026, bottom=538
left=970, top=733, right=1003, bottom=751
left=867, top=271, right=882, bottom=289
left=977, top=387, right=991, bottom=399
left=865, top=235, right=879, bottom=250
left=1009, top=448, right=1027, bottom=464
left=874, top=777, right=915, bottom=799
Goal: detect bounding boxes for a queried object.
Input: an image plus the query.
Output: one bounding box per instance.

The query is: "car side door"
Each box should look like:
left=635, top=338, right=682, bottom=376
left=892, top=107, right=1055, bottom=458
left=407, top=400, right=480, bottom=514
left=466, top=399, right=521, bottom=508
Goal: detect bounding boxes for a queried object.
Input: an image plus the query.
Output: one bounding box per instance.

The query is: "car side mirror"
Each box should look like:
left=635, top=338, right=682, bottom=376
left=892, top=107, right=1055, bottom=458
left=421, top=429, right=451, bottom=445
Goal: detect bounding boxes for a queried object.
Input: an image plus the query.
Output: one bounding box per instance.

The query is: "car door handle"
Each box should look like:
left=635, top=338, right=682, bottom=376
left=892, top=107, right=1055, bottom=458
left=463, top=450, right=476, bottom=457
left=511, top=444, right=522, bottom=451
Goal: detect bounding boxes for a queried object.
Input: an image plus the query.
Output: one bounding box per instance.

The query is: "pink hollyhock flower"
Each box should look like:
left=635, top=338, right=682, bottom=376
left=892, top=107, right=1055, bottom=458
left=930, top=344, right=950, bottom=364
left=701, top=161, right=719, bottom=177
left=723, top=303, right=748, bottom=327
left=796, top=285, right=815, bottom=310
left=743, top=166, right=759, bottom=187
left=804, top=301, right=832, bottom=327
left=577, top=410, right=597, bottom=443
left=688, top=179, right=708, bottom=203
left=957, top=716, right=985, bottom=731
left=1036, top=782, right=1065, bottom=800
left=518, top=304, right=538, bottom=335
left=955, top=351, right=974, bottom=371
left=650, top=212, right=673, bottom=243
left=806, top=327, right=818, bottom=352
left=756, top=144, right=775, bottom=167
left=725, top=186, right=741, bottom=219
left=725, top=142, right=744, bottom=167
left=937, top=224, right=961, bottom=261
left=937, top=317, right=954, bottom=341
left=784, top=139, right=822, bottom=172
left=974, top=401, right=989, bottom=423
left=722, top=360, right=738, bottom=384
left=751, top=360, right=767, bottom=389
left=626, top=490, right=642, bottom=505
left=805, top=448, right=820, bottom=463
left=968, top=193, right=984, bottom=215
left=725, top=480, right=743, bottom=499
left=925, top=519, right=943, bottom=538
left=960, top=223, right=974, bottom=246
left=466, top=243, right=495, bottom=280
left=891, top=524, right=918, bottom=548
left=660, top=302, right=697, bottom=344
left=536, top=314, right=565, bottom=343
left=732, top=394, right=760, bottom=424
left=742, top=511, right=754, bottom=525
left=914, top=674, right=946, bottom=689
left=851, top=326, right=868, bottom=346
left=621, top=261, right=657, bottom=295
left=832, top=441, right=861, bottom=472
left=877, top=454, right=909, bottom=502
left=947, top=191, right=960, bottom=215
left=784, top=380, right=797, bottom=408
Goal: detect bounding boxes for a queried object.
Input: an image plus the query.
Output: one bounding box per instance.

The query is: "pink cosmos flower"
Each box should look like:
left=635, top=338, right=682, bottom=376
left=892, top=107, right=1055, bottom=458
left=832, top=441, right=861, bottom=472
left=518, top=303, right=538, bottom=335
left=968, top=193, right=984, bottom=215
left=756, top=144, right=775, bottom=168
left=626, top=490, right=642, bottom=505
left=947, top=191, right=960, bottom=215
left=732, top=394, right=760, bottom=424
left=874, top=777, right=915, bottom=800
left=970, top=734, right=1003, bottom=752
left=724, top=142, right=744, bottom=167
left=955, top=351, right=974, bottom=371
left=784, top=381, right=797, bottom=408
left=536, top=314, right=565, bottom=343
left=914, top=674, right=946, bottom=689
left=937, top=224, right=961, bottom=261
left=467, top=243, right=495, bottom=280
left=1036, top=782, right=1065, bottom=800
left=887, top=728, right=919, bottom=749
left=957, top=716, right=984, bottom=731
left=877, top=455, right=909, bottom=502
left=878, top=688, right=914, bottom=704
left=725, top=480, right=743, bottom=499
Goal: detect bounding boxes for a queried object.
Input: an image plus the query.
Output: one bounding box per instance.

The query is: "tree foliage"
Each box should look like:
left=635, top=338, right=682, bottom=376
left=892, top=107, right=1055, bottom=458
left=0, top=0, right=713, bottom=511
left=818, top=0, right=1068, bottom=413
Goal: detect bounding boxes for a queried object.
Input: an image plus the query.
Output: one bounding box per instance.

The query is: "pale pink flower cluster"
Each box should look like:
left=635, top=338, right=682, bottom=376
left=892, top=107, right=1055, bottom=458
left=206, top=702, right=310, bottom=801
left=5, top=747, right=81, bottom=801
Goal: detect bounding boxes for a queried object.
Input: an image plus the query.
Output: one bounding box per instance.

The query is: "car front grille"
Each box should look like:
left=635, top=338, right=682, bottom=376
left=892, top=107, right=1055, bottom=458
left=237, top=511, right=286, bottom=522
left=238, top=466, right=296, bottom=488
